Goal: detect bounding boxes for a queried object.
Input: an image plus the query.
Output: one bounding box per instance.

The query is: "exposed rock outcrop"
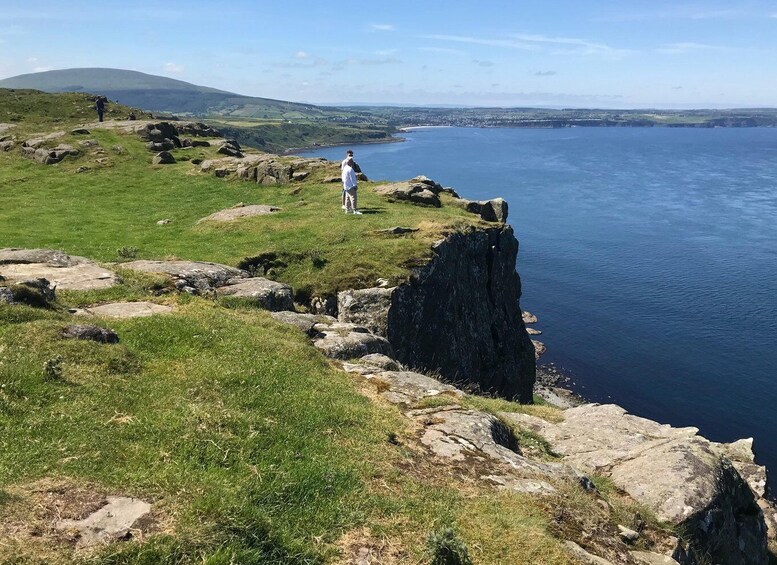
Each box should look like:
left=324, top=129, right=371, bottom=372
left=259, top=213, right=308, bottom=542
left=339, top=226, right=535, bottom=403
left=501, top=404, right=772, bottom=564
left=55, top=496, right=152, bottom=547
left=216, top=277, right=294, bottom=311
left=72, top=301, right=173, bottom=319
left=120, top=260, right=247, bottom=294
left=197, top=204, right=280, bottom=223
left=0, top=248, right=118, bottom=290
left=61, top=324, right=120, bottom=343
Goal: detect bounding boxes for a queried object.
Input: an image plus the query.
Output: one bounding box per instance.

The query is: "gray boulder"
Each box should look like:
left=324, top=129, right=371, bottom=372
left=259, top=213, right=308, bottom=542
left=61, top=324, right=119, bottom=343
left=152, top=151, right=176, bottom=165
left=455, top=197, right=509, bottom=222
left=74, top=301, right=173, bottom=319
left=337, top=287, right=395, bottom=335
left=216, top=277, right=294, bottom=311
left=501, top=404, right=770, bottom=565
left=22, top=144, right=79, bottom=165
left=311, top=321, right=393, bottom=360
left=121, top=260, right=247, bottom=294
left=0, top=248, right=118, bottom=291
left=270, top=311, right=337, bottom=334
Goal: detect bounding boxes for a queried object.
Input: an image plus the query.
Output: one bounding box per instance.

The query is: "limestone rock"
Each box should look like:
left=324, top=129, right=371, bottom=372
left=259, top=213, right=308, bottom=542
left=483, top=475, right=556, bottom=495
left=61, top=324, right=119, bottom=344
left=522, top=311, right=538, bottom=324
left=337, top=287, right=395, bottom=335
left=270, top=311, right=337, bottom=334
left=56, top=496, right=151, bottom=547
left=355, top=353, right=404, bottom=371
left=198, top=204, right=280, bottom=223
left=532, top=339, right=546, bottom=359
left=343, top=364, right=463, bottom=405
left=216, top=277, right=294, bottom=311
left=373, top=180, right=442, bottom=207
left=74, top=301, right=173, bottom=319
left=0, top=249, right=117, bottom=291
left=121, top=260, right=247, bottom=294
left=630, top=551, right=680, bottom=565
left=505, top=404, right=770, bottom=565
left=175, top=122, right=220, bottom=137
left=453, top=197, right=509, bottom=223
left=563, top=541, right=615, bottom=565
left=311, top=321, right=393, bottom=360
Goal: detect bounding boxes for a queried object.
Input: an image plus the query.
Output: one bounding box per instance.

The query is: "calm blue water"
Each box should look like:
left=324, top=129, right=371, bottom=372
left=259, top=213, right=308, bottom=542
left=299, top=127, right=777, bottom=479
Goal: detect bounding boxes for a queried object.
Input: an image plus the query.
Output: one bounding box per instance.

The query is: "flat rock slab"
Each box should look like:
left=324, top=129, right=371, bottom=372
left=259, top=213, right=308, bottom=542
left=342, top=364, right=463, bottom=405
left=270, top=311, right=337, bottom=334
left=311, top=321, right=393, bottom=360
left=0, top=248, right=86, bottom=266
left=121, top=260, right=247, bottom=293
left=0, top=263, right=118, bottom=291
left=75, top=302, right=173, bottom=319
left=216, top=277, right=293, bottom=311
left=56, top=496, right=151, bottom=547
left=501, top=403, right=771, bottom=564
left=198, top=204, right=281, bottom=223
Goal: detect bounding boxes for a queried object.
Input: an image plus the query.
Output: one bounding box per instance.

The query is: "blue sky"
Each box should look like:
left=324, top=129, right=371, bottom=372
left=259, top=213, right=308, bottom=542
left=1, top=0, right=776, bottom=108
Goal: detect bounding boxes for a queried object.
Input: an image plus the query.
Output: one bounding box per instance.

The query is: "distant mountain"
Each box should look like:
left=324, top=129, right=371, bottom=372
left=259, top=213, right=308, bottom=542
left=0, top=68, right=331, bottom=119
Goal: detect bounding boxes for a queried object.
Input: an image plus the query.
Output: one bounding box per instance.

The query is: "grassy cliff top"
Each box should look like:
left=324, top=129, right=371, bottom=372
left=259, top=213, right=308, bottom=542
left=0, top=91, right=674, bottom=564
left=0, top=90, right=484, bottom=299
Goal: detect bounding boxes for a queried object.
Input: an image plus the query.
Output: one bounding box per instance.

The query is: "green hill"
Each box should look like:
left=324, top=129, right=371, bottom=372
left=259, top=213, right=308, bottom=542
left=0, top=68, right=333, bottom=119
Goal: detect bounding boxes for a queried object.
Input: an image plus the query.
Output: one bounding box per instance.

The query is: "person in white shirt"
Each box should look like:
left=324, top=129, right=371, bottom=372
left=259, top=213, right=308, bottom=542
left=341, top=158, right=362, bottom=214
left=340, top=150, right=361, bottom=209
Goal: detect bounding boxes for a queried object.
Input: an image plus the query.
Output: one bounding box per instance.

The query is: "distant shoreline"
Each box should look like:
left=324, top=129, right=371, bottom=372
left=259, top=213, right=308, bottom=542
left=283, top=135, right=406, bottom=155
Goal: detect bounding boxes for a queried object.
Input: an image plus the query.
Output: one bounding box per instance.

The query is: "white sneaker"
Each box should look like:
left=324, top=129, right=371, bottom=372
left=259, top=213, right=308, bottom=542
left=353, top=210, right=363, bottom=215
left=344, top=209, right=351, bottom=214
left=341, top=205, right=346, bottom=210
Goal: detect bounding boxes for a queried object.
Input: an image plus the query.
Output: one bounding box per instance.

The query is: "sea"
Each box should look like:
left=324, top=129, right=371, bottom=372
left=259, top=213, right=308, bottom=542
left=298, top=126, right=777, bottom=483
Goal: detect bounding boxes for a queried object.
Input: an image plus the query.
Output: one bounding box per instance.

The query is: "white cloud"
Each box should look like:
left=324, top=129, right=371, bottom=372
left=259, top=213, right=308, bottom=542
left=295, top=51, right=309, bottom=58
left=655, top=42, right=727, bottom=54
left=33, top=66, right=54, bottom=72
left=163, top=62, right=184, bottom=74
left=422, top=32, right=633, bottom=59
left=370, top=24, right=395, bottom=31
left=534, top=70, right=557, bottom=76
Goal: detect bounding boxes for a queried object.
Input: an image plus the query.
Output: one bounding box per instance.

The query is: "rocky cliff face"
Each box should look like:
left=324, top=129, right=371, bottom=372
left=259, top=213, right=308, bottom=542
left=339, top=225, right=536, bottom=403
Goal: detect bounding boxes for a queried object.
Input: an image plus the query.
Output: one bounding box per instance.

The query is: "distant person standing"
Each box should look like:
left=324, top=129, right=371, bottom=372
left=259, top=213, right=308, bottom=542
left=95, top=97, right=106, bottom=122
left=341, top=157, right=362, bottom=214
left=340, top=149, right=361, bottom=209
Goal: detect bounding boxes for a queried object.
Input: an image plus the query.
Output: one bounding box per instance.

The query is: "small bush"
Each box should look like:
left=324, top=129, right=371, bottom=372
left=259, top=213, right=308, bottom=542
left=426, top=527, right=472, bottom=565
left=116, top=246, right=139, bottom=260
left=43, top=355, right=64, bottom=380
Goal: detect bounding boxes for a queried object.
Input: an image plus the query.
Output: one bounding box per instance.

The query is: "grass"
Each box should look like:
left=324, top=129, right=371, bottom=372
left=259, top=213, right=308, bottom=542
left=0, top=112, right=480, bottom=299
left=0, top=91, right=692, bottom=563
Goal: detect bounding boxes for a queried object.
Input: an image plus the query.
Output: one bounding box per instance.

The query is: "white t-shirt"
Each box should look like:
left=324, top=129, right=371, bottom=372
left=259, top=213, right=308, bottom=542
left=342, top=164, right=358, bottom=190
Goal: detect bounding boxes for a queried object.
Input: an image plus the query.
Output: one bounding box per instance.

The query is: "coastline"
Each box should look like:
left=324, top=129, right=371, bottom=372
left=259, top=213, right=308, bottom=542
left=283, top=134, right=406, bottom=155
